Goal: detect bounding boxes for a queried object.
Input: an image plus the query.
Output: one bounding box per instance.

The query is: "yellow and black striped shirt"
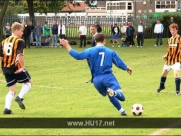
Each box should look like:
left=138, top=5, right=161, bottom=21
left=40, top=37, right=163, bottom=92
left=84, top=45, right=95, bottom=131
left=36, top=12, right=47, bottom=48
left=166, top=35, right=181, bottom=65
left=0, top=36, right=25, bottom=75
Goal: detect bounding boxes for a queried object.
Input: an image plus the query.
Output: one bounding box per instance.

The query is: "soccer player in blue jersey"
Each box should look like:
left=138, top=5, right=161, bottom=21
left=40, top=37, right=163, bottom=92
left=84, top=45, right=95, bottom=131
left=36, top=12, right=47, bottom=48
left=60, top=33, right=132, bottom=116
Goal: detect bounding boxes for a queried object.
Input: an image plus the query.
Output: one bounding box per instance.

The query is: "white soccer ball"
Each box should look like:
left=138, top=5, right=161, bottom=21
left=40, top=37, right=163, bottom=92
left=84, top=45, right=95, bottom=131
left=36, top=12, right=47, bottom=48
left=131, top=104, right=143, bottom=116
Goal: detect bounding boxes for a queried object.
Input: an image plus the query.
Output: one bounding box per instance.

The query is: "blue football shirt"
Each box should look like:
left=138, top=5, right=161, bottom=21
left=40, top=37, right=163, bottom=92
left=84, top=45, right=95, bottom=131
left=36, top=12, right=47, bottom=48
left=69, top=45, right=128, bottom=76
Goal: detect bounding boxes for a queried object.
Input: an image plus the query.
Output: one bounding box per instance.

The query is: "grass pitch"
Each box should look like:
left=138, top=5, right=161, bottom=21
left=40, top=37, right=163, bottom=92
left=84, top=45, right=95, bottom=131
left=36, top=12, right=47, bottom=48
left=0, top=38, right=181, bottom=135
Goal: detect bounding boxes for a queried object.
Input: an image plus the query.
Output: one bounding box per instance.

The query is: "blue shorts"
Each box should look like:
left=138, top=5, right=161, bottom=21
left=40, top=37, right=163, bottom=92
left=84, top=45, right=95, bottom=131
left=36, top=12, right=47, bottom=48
left=5, top=70, right=31, bottom=87
left=93, top=73, right=121, bottom=96
left=113, top=35, right=119, bottom=39
left=45, top=35, right=50, bottom=39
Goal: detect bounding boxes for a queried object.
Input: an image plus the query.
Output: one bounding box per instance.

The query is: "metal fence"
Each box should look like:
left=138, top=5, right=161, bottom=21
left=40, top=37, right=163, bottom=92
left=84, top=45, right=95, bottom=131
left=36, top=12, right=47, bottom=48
left=3, top=16, right=180, bottom=39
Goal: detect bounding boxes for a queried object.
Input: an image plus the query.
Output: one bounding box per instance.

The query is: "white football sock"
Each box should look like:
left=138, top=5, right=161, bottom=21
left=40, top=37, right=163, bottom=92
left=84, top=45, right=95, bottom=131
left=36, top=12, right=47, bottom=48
left=119, top=108, right=125, bottom=113
left=19, top=83, right=31, bottom=98
left=5, top=92, right=14, bottom=109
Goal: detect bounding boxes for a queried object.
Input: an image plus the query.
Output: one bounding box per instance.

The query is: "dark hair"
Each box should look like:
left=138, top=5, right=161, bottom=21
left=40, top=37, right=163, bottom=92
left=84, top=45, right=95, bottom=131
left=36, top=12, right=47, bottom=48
left=45, top=21, right=48, bottom=24
left=95, top=33, right=105, bottom=43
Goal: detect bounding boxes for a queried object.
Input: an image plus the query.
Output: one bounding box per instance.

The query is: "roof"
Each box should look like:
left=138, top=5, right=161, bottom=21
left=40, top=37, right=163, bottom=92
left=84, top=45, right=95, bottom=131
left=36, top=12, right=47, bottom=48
left=61, top=2, right=88, bottom=12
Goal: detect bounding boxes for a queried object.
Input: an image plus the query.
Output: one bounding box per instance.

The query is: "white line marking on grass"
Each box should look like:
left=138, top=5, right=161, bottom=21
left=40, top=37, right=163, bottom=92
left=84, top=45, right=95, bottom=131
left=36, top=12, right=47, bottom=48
left=0, top=79, right=92, bottom=90
left=148, top=119, right=181, bottom=135
left=0, top=79, right=5, bottom=83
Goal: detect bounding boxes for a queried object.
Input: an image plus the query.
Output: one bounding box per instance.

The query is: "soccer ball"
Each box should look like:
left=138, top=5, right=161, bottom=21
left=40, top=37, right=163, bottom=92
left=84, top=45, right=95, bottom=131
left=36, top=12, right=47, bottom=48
left=131, top=104, right=143, bottom=116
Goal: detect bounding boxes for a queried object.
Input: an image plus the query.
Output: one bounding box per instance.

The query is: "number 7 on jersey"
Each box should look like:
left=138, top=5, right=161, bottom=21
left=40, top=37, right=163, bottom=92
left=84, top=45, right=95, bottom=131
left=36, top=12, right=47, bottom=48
left=99, top=52, right=105, bottom=66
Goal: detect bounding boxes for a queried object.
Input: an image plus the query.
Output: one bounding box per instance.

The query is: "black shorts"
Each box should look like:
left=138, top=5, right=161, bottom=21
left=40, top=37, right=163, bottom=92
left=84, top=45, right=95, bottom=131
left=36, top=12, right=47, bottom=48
left=5, top=70, right=31, bottom=87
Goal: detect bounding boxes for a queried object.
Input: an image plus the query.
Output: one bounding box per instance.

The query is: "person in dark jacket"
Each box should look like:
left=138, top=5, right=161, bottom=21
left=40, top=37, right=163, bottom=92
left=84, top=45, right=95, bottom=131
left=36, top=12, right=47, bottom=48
left=126, top=22, right=135, bottom=47
left=28, top=21, right=34, bottom=46
left=23, top=21, right=31, bottom=48
left=51, top=21, right=58, bottom=48
left=95, top=22, right=102, bottom=33
left=168, top=17, right=176, bottom=38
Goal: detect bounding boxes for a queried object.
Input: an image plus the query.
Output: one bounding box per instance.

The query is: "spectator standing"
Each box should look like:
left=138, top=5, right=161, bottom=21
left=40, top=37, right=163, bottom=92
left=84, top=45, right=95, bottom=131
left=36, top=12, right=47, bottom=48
left=86, top=25, right=98, bottom=83
left=28, top=21, right=34, bottom=46
left=43, top=21, right=51, bottom=47
left=78, top=22, right=87, bottom=48
left=94, top=22, right=102, bottom=33
left=121, top=22, right=128, bottom=34
left=168, top=17, right=176, bottom=38
left=154, top=20, right=164, bottom=46
left=126, top=22, right=135, bottom=47
left=4, top=22, right=11, bottom=38
left=51, top=21, right=58, bottom=48
left=137, top=19, right=145, bottom=47
left=34, top=22, right=43, bottom=48
left=112, top=23, right=120, bottom=47
left=23, top=21, right=31, bottom=48
left=58, top=20, right=66, bottom=47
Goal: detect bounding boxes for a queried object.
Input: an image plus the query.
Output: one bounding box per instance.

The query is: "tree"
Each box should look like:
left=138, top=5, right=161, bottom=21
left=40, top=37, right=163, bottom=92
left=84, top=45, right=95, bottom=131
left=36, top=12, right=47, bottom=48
left=0, top=0, right=9, bottom=42
left=0, top=0, right=94, bottom=42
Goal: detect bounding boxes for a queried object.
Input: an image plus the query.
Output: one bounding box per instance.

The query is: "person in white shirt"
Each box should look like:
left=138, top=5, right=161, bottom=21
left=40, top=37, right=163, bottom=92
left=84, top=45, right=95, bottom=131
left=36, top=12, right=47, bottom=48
left=78, top=22, right=87, bottom=48
left=58, top=20, right=66, bottom=47
left=122, top=22, right=128, bottom=34
left=137, top=19, right=145, bottom=47
left=154, top=20, right=164, bottom=46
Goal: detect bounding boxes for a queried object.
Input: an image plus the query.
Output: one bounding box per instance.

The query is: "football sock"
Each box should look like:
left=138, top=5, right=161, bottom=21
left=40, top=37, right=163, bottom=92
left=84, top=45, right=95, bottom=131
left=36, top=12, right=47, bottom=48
left=160, top=76, right=166, bottom=89
left=108, top=96, right=121, bottom=110
left=115, top=90, right=125, bottom=101
left=119, top=108, right=125, bottom=113
left=5, top=92, right=14, bottom=109
left=19, top=83, right=31, bottom=99
left=175, top=78, right=180, bottom=91
left=47, top=42, right=50, bottom=46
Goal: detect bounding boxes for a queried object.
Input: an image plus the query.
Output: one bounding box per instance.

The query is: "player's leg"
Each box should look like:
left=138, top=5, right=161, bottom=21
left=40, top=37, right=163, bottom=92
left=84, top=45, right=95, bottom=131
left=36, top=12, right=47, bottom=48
left=108, top=97, right=126, bottom=115
left=15, top=70, right=32, bottom=109
left=103, top=74, right=127, bottom=115
left=4, top=75, right=17, bottom=114
left=173, top=63, right=180, bottom=95
left=156, top=65, right=169, bottom=92
left=93, top=77, right=126, bottom=115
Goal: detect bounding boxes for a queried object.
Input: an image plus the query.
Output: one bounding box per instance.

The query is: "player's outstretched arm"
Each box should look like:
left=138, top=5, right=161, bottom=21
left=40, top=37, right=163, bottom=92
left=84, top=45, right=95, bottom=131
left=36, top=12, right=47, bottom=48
left=127, top=66, right=132, bottom=75
left=60, top=39, right=72, bottom=52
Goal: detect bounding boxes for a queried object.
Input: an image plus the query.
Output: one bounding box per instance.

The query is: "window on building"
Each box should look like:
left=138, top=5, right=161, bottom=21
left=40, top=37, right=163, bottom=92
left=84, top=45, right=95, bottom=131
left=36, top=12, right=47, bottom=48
left=107, top=2, right=126, bottom=10
left=119, top=2, right=126, bottom=10
left=156, top=1, right=175, bottom=9
left=128, top=2, right=132, bottom=10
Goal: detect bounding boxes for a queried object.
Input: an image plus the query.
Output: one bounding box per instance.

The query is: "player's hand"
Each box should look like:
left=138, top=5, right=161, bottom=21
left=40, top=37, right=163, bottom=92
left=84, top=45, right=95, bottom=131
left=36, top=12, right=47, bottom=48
left=127, top=67, right=132, bottom=75
left=60, top=39, right=68, bottom=47
left=162, top=55, right=167, bottom=60
left=14, top=68, right=24, bottom=74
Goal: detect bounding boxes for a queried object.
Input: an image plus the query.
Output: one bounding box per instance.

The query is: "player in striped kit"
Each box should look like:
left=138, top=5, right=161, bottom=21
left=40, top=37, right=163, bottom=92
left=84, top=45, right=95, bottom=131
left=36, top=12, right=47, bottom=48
left=0, top=22, right=33, bottom=114
left=156, top=23, right=181, bottom=95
